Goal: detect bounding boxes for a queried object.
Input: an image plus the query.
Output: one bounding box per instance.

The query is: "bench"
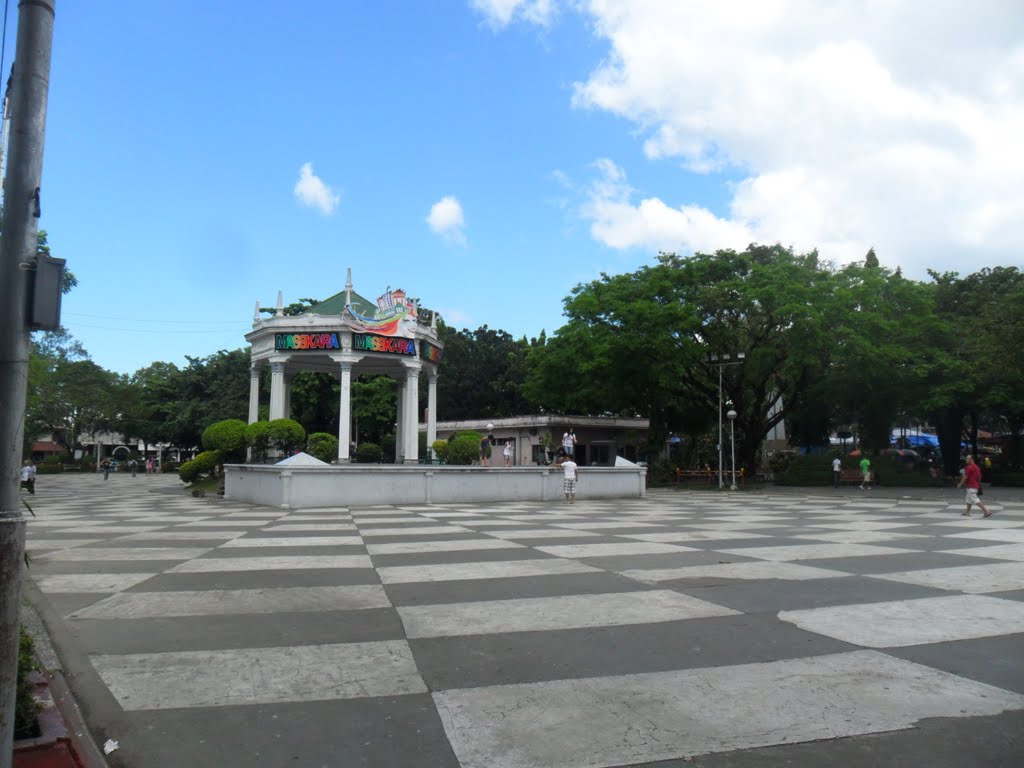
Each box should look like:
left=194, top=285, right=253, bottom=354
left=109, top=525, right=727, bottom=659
left=674, top=468, right=713, bottom=484
left=838, top=469, right=873, bottom=484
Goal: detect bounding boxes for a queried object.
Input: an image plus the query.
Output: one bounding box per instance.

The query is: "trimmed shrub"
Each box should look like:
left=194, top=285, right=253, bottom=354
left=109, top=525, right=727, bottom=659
left=990, top=472, right=1024, bottom=487
left=307, top=432, right=338, bottom=463
left=431, top=440, right=449, bottom=464
left=355, top=442, right=383, bottom=464
left=267, top=418, right=306, bottom=455
left=15, top=626, right=40, bottom=740
left=201, top=419, right=247, bottom=462
left=447, top=433, right=482, bottom=465
left=244, top=420, right=272, bottom=463
left=773, top=454, right=833, bottom=486
left=191, top=450, right=221, bottom=476
left=177, top=460, right=200, bottom=484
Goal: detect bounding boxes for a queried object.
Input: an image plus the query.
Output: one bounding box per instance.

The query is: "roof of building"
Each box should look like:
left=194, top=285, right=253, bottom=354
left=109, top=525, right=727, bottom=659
left=305, top=288, right=376, bottom=316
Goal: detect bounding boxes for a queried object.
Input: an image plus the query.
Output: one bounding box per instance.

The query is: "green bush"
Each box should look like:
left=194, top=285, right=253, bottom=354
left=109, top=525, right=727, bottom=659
left=161, top=460, right=179, bottom=473
left=267, top=418, right=306, bottom=455
left=178, top=460, right=200, bottom=484
left=15, top=626, right=40, bottom=740
left=447, top=433, right=482, bottom=465
left=431, top=440, right=449, bottom=463
left=774, top=454, right=834, bottom=485
left=991, top=472, right=1024, bottom=487
left=41, top=454, right=65, bottom=466
left=307, top=432, right=338, bottom=463
left=355, top=442, right=382, bottom=463
left=244, top=420, right=272, bottom=463
left=644, top=461, right=677, bottom=486
left=202, top=419, right=247, bottom=461
left=79, top=456, right=96, bottom=472
left=191, top=450, right=221, bottom=476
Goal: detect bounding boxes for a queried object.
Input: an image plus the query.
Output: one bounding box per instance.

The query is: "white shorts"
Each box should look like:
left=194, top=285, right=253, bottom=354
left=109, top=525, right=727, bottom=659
left=966, top=488, right=981, bottom=505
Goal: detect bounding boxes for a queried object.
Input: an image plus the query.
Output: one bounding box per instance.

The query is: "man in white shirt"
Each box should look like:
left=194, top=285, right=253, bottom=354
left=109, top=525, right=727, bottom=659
left=562, top=456, right=578, bottom=504
left=832, top=456, right=841, bottom=489
left=20, top=460, right=37, bottom=495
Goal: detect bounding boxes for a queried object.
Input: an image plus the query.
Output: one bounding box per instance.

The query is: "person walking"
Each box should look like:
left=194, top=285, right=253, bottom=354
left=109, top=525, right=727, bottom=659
left=145, top=457, right=153, bottom=474
left=129, top=458, right=138, bottom=477
left=561, top=429, right=576, bottom=458
left=561, top=453, right=578, bottom=504
left=859, top=454, right=871, bottom=490
left=479, top=435, right=491, bottom=467
left=832, top=455, right=842, bottom=489
left=102, top=459, right=112, bottom=480
left=20, top=460, right=36, bottom=495
left=957, top=455, right=992, bottom=517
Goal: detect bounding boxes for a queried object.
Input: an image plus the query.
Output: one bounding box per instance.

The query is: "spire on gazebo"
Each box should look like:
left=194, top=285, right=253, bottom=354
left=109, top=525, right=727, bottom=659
left=430, top=311, right=437, bottom=331
left=253, top=300, right=261, bottom=323
left=345, top=268, right=353, bottom=308
left=275, top=290, right=284, bottom=317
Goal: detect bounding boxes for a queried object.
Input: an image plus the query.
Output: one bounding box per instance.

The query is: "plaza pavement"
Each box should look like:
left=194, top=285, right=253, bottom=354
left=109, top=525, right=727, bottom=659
left=19, top=473, right=1024, bottom=767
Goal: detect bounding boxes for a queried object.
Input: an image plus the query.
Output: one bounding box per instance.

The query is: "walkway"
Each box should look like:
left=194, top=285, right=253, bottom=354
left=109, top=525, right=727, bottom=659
left=20, top=474, right=1024, bottom=767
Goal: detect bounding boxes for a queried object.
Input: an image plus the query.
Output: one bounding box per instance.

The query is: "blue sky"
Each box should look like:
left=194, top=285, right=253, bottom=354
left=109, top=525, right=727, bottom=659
left=16, top=1, right=1024, bottom=374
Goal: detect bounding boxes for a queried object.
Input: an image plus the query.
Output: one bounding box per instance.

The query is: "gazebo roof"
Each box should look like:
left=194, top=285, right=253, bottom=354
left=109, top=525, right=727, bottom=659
left=305, top=288, right=375, bottom=316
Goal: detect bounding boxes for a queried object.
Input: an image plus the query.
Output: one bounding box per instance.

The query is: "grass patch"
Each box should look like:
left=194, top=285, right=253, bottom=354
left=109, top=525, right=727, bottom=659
left=15, top=626, right=40, bottom=740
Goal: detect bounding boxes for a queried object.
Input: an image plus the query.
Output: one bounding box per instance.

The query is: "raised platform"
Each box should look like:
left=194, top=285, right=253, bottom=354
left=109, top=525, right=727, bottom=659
left=223, top=464, right=647, bottom=508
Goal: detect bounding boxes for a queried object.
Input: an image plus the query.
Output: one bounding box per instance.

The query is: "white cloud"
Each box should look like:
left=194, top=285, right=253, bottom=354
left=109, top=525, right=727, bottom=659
left=426, top=195, right=468, bottom=245
left=437, top=306, right=474, bottom=329
left=541, top=1, right=1024, bottom=273
left=470, top=0, right=555, bottom=28
left=293, top=162, right=340, bottom=215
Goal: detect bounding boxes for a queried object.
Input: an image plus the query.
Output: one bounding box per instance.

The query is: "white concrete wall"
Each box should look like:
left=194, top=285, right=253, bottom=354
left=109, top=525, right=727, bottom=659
left=224, top=465, right=646, bottom=508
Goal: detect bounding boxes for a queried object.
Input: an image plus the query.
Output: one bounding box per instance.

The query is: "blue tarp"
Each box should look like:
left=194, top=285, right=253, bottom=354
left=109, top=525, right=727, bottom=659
left=892, top=431, right=939, bottom=448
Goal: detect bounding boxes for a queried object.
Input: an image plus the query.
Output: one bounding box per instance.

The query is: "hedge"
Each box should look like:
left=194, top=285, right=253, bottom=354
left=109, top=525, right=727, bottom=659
left=306, top=432, right=338, bottom=463
left=202, top=419, right=247, bottom=461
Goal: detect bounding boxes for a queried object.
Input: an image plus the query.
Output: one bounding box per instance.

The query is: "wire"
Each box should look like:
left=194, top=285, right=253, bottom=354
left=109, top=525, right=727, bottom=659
left=0, top=0, right=8, bottom=91
left=69, top=321, right=249, bottom=335
left=63, top=312, right=244, bottom=326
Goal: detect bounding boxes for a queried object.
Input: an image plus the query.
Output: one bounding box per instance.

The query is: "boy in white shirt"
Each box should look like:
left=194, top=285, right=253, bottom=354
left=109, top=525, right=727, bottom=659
left=562, top=456, right=578, bottom=504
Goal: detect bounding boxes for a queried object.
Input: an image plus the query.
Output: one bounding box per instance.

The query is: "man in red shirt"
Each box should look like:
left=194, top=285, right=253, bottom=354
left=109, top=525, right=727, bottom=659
left=957, top=455, right=992, bottom=518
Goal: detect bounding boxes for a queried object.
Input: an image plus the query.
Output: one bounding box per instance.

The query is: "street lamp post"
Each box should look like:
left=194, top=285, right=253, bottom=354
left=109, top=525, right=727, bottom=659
left=727, top=408, right=738, bottom=490
left=709, top=353, right=745, bottom=489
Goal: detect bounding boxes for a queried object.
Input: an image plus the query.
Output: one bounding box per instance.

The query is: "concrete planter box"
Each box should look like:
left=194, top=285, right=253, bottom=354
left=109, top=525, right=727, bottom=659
left=224, top=464, right=646, bottom=508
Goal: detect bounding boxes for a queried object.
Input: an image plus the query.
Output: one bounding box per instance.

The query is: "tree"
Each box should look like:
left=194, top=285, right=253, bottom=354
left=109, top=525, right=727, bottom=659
left=527, top=244, right=838, bottom=468
left=435, top=323, right=538, bottom=420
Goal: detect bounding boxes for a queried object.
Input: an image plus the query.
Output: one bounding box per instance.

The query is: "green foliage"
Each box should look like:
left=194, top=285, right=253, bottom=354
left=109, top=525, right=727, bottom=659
left=431, top=440, right=449, bottom=463
left=267, top=418, right=306, bottom=454
left=355, top=442, right=383, bottom=463
left=352, top=375, right=396, bottom=444
left=177, top=460, right=200, bottom=484
left=201, top=419, right=247, bottom=461
left=191, top=450, right=222, bottom=475
left=773, top=454, right=833, bottom=485
left=447, top=433, right=482, bottom=465
left=990, top=472, right=1024, bottom=487
left=16, top=626, right=41, bottom=740
left=307, top=432, right=338, bottom=463
left=244, top=420, right=272, bottom=463
left=435, top=322, right=539, bottom=420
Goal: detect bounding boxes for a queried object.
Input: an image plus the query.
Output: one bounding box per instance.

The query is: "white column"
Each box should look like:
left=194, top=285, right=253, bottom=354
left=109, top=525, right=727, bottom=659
left=426, top=370, right=438, bottom=460
left=338, top=361, right=353, bottom=463
left=283, top=374, right=294, bottom=421
left=394, top=375, right=405, bottom=464
left=248, top=363, right=260, bottom=424
left=404, top=362, right=421, bottom=464
left=269, top=362, right=286, bottom=420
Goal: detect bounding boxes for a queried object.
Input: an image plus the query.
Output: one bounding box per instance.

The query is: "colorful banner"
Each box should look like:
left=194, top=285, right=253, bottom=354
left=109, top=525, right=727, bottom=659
left=275, top=333, right=341, bottom=351
left=421, top=341, right=443, bottom=363
left=353, top=333, right=417, bottom=356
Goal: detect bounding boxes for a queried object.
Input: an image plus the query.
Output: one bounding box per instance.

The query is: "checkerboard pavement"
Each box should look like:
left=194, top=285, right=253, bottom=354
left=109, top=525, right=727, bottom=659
left=21, top=474, right=1024, bottom=767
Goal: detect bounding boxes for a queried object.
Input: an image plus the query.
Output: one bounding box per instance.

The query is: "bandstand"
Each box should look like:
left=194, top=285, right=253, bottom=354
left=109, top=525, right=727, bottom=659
left=245, top=270, right=443, bottom=464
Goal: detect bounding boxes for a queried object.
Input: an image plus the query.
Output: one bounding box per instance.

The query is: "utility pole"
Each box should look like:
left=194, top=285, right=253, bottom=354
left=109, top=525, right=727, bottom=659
left=0, top=2, right=56, bottom=764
